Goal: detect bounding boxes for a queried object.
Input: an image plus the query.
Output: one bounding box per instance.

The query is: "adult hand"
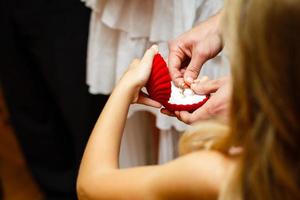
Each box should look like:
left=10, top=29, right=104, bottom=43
left=161, top=76, right=231, bottom=124
left=168, top=11, right=223, bottom=87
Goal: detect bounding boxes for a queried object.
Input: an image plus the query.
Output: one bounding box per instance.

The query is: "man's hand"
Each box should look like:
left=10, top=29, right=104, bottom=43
left=161, top=76, right=231, bottom=124
left=168, top=11, right=223, bottom=87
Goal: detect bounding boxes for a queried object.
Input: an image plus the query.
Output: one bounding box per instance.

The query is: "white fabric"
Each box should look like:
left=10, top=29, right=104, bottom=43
left=83, top=0, right=228, bottom=129
left=158, top=129, right=182, bottom=164
left=119, top=112, right=153, bottom=168
left=82, top=0, right=229, bottom=165
left=168, top=82, right=206, bottom=105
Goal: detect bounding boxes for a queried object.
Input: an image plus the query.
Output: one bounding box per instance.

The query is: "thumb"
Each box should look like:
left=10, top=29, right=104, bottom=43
left=183, top=49, right=206, bottom=85
left=191, top=79, right=221, bottom=94
left=140, top=45, right=159, bottom=70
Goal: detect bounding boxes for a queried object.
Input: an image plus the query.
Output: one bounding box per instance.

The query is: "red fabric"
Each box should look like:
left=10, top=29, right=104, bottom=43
left=146, top=54, right=209, bottom=112
left=146, top=54, right=171, bottom=102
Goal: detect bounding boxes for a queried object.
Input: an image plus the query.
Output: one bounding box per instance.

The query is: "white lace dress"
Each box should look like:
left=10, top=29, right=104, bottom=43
left=82, top=0, right=229, bottom=167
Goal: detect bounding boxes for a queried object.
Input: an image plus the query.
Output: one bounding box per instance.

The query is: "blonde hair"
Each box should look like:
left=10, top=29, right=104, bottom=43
left=180, top=0, right=300, bottom=199
left=179, top=121, right=229, bottom=155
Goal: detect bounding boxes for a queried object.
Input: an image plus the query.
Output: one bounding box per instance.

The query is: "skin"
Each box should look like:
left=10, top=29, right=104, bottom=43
left=161, top=76, right=232, bottom=124
left=168, top=11, right=223, bottom=87
left=167, top=10, right=231, bottom=122
left=77, top=46, right=234, bottom=200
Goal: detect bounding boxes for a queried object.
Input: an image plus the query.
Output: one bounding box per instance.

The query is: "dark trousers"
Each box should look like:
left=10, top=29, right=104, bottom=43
left=0, top=0, right=108, bottom=199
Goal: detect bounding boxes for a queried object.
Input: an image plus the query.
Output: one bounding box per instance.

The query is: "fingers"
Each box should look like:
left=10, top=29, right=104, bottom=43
left=129, top=44, right=158, bottom=70
left=136, top=92, right=162, bottom=108
left=183, top=35, right=223, bottom=85
left=175, top=77, right=231, bottom=124
left=168, top=41, right=187, bottom=87
left=183, top=52, right=205, bottom=85
left=160, top=104, right=210, bottom=124
left=175, top=111, right=193, bottom=124
left=191, top=78, right=221, bottom=94
left=161, top=105, right=211, bottom=124
left=175, top=104, right=211, bottom=124
left=160, top=108, right=176, bottom=117
left=168, top=53, right=185, bottom=87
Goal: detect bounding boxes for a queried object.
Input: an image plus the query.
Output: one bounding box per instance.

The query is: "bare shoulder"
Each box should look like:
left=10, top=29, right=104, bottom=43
left=151, top=150, right=235, bottom=200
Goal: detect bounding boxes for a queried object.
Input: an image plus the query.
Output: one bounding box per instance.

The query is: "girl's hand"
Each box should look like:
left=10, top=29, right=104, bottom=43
left=118, top=45, right=162, bottom=108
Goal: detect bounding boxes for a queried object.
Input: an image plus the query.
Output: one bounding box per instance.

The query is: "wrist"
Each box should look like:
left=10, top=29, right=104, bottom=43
left=212, top=9, right=224, bottom=47
left=115, top=76, right=140, bottom=102
left=213, top=10, right=223, bottom=36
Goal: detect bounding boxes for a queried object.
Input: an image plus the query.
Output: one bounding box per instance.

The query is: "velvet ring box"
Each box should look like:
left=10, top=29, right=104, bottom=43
left=146, top=54, right=209, bottom=112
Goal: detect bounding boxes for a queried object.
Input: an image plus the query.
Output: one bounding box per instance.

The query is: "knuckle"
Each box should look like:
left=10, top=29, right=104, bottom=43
left=195, top=45, right=209, bottom=59
left=169, top=38, right=184, bottom=50
left=176, top=40, right=186, bottom=51
left=198, top=51, right=209, bottom=60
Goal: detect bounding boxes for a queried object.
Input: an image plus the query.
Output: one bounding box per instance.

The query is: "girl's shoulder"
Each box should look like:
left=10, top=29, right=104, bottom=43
left=151, top=150, right=235, bottom=200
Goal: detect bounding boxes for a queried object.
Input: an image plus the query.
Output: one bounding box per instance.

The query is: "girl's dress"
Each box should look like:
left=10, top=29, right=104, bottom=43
left=82, top=0, right=229, bottom=167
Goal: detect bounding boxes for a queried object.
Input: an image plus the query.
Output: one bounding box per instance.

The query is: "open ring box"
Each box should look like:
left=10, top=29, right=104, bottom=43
left=146, top=54, right=210, bottom=112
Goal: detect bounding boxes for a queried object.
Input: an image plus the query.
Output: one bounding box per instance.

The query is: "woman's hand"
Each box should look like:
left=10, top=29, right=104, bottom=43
left=118, top=45, right=161, bottom=108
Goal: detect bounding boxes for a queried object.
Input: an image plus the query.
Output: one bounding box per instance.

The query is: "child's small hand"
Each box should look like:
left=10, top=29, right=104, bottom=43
left=119, top=45, right=162, bottom=108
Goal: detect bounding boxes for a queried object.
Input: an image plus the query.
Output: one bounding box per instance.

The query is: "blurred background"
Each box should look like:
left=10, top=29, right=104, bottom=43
left=0, top=90, right=42, bottom=200
left=0, top=0, right=108, bottom=199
